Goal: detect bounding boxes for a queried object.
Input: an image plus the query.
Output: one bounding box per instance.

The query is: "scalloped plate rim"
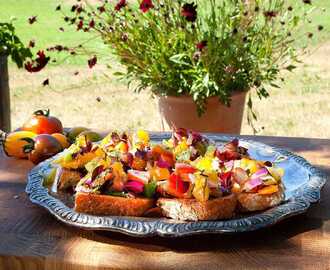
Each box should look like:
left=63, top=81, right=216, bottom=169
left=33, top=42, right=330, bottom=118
left=25, top=134, right=327, bottom=237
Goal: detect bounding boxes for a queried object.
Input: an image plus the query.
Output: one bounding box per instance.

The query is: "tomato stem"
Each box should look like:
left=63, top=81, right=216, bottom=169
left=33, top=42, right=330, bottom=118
left=33, top=109, right=50, bottom=117
left=20, top=137, right=35, bottom=153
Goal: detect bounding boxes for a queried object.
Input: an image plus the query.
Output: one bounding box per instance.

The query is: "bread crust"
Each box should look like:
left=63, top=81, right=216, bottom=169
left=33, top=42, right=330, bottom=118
left=75, top=192, right=155, bottom=216
left=237, top=185, right=284, bottom=212
left=58, top=169, right=81, bottom=191
left=157, top=194, right=237, bottom=221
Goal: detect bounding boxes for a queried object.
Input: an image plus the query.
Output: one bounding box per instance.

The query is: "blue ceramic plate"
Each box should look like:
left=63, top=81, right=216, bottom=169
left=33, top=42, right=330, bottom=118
left=26, top=133, right=327, bottom=237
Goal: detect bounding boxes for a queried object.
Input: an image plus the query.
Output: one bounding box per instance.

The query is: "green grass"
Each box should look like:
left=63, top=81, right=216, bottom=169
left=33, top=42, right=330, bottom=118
left=0, top=0, right=108, bottom=66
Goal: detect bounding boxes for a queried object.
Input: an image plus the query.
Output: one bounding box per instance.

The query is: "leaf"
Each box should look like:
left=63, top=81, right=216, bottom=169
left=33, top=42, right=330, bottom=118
left=270, top=83, right=280, bottom=89
left=285, top=65, right=297, bottom=72
left=169, top=54, right=190, bottom=66
left=144, top=181, right=157, bottom=198
left=113, top=71, right=125, bottom=76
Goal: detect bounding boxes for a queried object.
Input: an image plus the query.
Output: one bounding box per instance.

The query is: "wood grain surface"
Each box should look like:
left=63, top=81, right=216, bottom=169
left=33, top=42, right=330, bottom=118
left=0, top=135, right=329, bottom=270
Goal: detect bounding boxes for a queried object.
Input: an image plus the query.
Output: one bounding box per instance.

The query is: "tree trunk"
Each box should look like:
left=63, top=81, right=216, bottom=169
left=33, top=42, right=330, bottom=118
left=0, top=55, right=11, bottom=132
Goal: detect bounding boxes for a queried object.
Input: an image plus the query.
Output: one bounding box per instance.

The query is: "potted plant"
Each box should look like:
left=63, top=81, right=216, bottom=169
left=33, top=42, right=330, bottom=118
left=55, top=0, right=321, bottom=133
left=0, top=21, right=49, bottom=132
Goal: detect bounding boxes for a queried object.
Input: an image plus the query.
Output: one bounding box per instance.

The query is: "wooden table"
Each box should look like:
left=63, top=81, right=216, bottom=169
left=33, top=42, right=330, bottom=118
left=0, top=136, right=329, bottom=270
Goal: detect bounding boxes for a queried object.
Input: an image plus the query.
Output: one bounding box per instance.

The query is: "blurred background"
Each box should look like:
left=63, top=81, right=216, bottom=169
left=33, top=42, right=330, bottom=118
left=0, top=0, right=329, bottom=138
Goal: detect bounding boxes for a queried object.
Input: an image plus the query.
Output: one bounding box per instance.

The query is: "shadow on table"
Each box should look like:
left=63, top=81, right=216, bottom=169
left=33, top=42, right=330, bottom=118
left=85, top=165, right=329, bottom=253
left=87, top=212, right=324, bottom=253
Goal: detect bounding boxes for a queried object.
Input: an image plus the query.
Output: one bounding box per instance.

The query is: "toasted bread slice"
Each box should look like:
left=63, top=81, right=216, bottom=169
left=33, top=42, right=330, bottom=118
left=58, top=169, right=81, bottom=191
left=237, top=185, right=284, bottom=212
left=157, top=194, right=237, bottom=221
left=75, top=192, right=155, bottom=216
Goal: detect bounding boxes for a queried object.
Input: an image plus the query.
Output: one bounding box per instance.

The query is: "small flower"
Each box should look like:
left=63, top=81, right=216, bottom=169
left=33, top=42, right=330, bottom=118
left=181, top=3, right=197, bottom=22
left=54, top=45, right=64, bottom=52
left=25, top=50, right=50, bottom=73
left=71, top=5, right=78, bottom=12
left=115, top=0, right=127, bottom=11
left=42, top=78, right=49, bottom=86
left=140, top=0, right=154, bottom=13
left=192, top=51, right=201, bottom=62
left=263, top=10, right=278, bottom=18
left=76, top=5, right=83, bottom=13
left=28, top=16, right=37, bottom=24
left=88, top=56, right=97, bottom=68
left=98, top=5, right=106, bottom=13
left=77, top=20, right=83, bottom=30
left=28, top=40, right=35, bottom=48
left=196, top=40, right=207, bottom=51
left=89, top=19, right=95, bottom=28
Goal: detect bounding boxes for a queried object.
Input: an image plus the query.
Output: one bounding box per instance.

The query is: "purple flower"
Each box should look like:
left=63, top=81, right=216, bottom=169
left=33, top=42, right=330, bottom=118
left=181, top=3, right=197, bottom=22
left=140, top=0, right=154, bottom=13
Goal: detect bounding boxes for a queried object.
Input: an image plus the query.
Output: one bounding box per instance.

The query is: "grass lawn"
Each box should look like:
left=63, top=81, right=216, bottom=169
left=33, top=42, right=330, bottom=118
left=1, top=0, right=330, bottom=138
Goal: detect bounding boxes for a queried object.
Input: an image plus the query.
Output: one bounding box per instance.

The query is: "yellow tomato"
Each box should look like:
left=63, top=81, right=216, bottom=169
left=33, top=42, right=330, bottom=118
left=52, top=133, right=70, bottom=149
left=1, top=131, right=37, bottom=159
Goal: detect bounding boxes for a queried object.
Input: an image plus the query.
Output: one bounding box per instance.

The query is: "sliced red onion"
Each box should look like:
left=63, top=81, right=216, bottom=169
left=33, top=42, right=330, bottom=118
left=125, top=180, right=144, bottom=194
left=224, top=160, right=234, bottom=171
left=84, top=177, right=93, bottom=186
left=244, top=178, right=263, bottom=191
left=251, top=168, right=268, bottom=179
left=156, top=156, right=171, bottom=168
left=232, top=167, right=248, bottom=184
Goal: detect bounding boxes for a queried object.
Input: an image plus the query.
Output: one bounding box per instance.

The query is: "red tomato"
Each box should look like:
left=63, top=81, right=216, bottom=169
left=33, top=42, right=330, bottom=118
left=166, top=173, right=190, bottom=198
left=23, top=134, right=63, bottom=164
left=175, top=163, right=197, bottom=175
left=22, top=109, right=63, bottom=134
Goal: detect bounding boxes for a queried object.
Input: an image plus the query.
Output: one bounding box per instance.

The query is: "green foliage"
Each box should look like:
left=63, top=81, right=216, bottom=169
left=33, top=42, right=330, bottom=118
left=0, top=22, right=32, bottom=68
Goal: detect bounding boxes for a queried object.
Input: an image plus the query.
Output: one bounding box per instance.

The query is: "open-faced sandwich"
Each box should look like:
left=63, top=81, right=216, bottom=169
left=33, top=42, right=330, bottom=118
left=47, top=128, right=285, bottom=221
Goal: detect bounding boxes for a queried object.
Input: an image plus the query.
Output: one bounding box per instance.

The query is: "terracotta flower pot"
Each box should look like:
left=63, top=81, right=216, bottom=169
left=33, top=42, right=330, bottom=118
left=158, top=92, right=247, bottom=134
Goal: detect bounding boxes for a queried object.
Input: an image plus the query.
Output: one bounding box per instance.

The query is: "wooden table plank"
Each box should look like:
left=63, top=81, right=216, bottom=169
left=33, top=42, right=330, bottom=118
left=0, top=135, right=329, bottom=270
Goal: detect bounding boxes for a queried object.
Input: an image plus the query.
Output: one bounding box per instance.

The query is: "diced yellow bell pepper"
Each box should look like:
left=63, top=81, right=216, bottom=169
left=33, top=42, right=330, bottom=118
left=174, top=137, right=189, bottom=156
left=192, top=174, right=210, bottom=202
left=267, top=167, right=284, bottom=182
left=240, top=158, right=259, bottom=174
left=258, top=185, right=279, bottom=195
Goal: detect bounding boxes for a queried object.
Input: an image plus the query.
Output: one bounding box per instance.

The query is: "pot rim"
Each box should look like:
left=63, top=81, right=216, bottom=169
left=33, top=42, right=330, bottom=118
left=157, top=90, right=248, bottom=103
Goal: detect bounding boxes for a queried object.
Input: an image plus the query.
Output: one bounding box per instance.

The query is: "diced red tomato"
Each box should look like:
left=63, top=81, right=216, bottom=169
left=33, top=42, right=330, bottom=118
left=175, top=163, right=196, bottom=174
left=127, top=170, right=149, bottom=184
left=166, top=173, right=190, bottom=198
